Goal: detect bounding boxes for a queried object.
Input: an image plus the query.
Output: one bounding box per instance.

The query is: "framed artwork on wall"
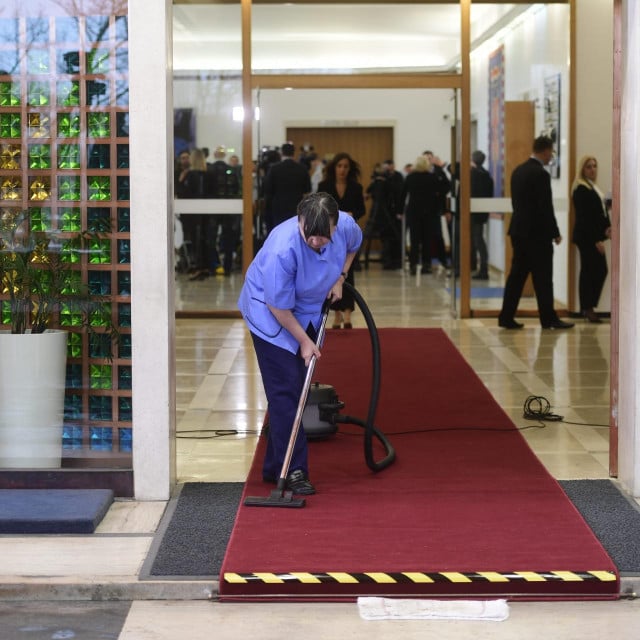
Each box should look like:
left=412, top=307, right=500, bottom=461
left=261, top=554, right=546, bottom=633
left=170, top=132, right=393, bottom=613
left=543, top=73, right=561, bottom=179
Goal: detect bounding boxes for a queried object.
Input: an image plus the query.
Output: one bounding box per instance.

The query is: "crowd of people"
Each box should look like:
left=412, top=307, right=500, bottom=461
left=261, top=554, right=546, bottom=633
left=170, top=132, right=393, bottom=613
left=176, top=138, right=610, bottom=332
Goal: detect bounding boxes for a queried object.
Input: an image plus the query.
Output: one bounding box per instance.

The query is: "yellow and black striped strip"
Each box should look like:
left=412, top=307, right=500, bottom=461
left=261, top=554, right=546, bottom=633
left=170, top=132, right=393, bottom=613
left=224, top=570, right=617, bottom=585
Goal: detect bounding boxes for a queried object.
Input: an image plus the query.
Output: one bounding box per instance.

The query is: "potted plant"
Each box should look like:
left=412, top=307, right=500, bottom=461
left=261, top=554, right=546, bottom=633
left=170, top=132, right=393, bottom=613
left=0, top=207, right=119, bottom=468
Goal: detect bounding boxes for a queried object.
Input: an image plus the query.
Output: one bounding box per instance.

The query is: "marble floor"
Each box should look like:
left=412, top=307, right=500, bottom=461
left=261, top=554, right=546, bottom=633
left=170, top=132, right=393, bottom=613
left=3, top=264, right=639, bottom=639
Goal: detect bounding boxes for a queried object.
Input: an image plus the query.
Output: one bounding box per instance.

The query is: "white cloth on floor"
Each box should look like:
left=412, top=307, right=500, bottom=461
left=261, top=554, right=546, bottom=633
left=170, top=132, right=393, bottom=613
left=357, top=597, right=509, bottom=621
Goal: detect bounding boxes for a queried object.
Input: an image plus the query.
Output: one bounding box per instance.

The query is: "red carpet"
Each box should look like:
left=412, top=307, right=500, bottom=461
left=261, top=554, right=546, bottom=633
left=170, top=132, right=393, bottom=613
left=219, top=329, right=619, bottom=601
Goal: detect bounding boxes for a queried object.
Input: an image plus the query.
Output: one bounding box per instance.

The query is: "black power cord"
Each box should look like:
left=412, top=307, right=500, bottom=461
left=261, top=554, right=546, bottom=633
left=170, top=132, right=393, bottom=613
left=523, top=395, right=564, bottom=422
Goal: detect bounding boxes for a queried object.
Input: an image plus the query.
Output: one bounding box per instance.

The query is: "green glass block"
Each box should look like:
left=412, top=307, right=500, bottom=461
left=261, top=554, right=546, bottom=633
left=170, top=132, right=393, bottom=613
left=89, top=397, right=112, bottom=422
left=67, top=332, right=82, bottom=358
left=119, top=397, right=132, bottom=422
left=0, top=143, right=20, bottom=169
left=89, top=333, right=112, bottom=358
left=27, top=50, right=50, bottom=74
left=60, top=237, right=81, bottom=264
left=57, top=80, right=80, bottom=106
left=61, top=270, right=82, bottom=295
left=117, top=239, right=130, bottom=264
left=118, top=366, right=132, bottom=390
left=60, top=303, right=83, bottom=327
left=28, top=144, right=51, bottom=169
left=87, top=112, right=110, bottom=137
left=59, top=207, right=81, bottom=231
left=86, top=49, right=110, bottom=73
left=29, top=207, right=52, bottom=231
left=89, top=270, right=110, bottom=295
left=58, top=176, right=81, bottom=201
left=1, top=113, right=21, bottom=138
left=88, top=175, right=111, bottom=201
left=90, top=304, right=112, bottom=328
left=0, top=81, right=20, bottom=106
left=64, top=394, right=83, bottom=421
left=27, top=81, right=50, bottom=106
left=57, top=144, right=80, bottom=169
left=119, top=334, right=131, bottom=360
left=65, top=363, right=83, bottom=389
left=117, top=208, right=130, bottom=232
left=89, top=239, right=111, bottom=264
left=118, top=303, right=131, bottom=328
left=57, top=112, right=81, bottom=137
left=90, top=364, right=112, bottom=390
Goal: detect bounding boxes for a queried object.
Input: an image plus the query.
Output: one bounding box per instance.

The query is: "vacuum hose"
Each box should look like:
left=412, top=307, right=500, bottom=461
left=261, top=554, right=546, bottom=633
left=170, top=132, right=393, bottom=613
left=340, top=282, right=395, bottom=472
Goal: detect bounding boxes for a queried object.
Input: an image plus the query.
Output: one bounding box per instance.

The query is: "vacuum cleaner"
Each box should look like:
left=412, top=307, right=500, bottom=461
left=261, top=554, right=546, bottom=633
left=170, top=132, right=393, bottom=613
left=244, top=284, right=395, bottom=508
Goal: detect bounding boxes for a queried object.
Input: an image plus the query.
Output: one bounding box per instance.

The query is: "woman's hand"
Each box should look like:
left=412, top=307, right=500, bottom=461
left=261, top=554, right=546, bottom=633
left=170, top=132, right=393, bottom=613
left=329, top=277, right=344, bottom=303
left=301, top=337, right=321, bottom=367
left=596, top=241, right=606, bottom=255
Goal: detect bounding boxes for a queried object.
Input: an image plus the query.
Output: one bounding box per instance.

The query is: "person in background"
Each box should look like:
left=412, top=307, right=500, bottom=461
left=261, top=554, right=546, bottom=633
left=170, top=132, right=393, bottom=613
left=423, top=150, right=452, bottom=271
left=318, top=151, right=366, bottom=329
left=209, top=146, right=241, bottom=275
left=238, top=192, right=362, bottom=495
left=174, top=149, right=191, bottom=198
left=263, top=142, right=312, bottom=233
left=308, top=152, right=326, bottom=193
left=571, top=155, right=611, bottom=323
left=400, top=154, right=442, bottom=275
left=180, top=148, right=216, bottom=281
left=470, top=150, right=495, bottom=280
left=498, top=135, right=574, bottom=330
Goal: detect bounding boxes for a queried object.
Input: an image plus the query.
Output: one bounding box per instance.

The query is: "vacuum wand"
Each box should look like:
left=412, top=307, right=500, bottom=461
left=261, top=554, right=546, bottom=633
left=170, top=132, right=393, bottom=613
left=244, top=301, right=330, bottom=508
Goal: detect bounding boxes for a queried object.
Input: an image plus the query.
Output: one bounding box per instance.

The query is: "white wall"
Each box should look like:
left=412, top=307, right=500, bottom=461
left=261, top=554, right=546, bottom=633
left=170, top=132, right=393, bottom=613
left=470, top=4, right=571, bottom=304
left=256, top=88, right=454, bottom=172
left=617, top=0, right=640, bottom=495
left=575, top=0, right=614, bottom=313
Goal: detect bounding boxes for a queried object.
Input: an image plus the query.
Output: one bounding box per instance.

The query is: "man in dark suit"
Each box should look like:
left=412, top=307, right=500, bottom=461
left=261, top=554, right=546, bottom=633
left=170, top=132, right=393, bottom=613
left=498, top=135, right=574, bottom=330
left=263, top=142, right=311, bottom=233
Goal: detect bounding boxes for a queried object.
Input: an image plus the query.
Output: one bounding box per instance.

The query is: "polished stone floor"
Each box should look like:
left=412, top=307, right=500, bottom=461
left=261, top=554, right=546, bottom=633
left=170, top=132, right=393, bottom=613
left=3, top=264, right=638, bottom=639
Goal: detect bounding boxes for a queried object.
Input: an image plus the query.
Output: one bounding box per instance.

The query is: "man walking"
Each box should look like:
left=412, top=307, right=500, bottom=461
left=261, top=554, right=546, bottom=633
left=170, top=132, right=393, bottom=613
left=498, top=135, right=574, bottom=330
left=470, top=150, right=494, bottom=279
left=263, top=142, right=311, bottom=233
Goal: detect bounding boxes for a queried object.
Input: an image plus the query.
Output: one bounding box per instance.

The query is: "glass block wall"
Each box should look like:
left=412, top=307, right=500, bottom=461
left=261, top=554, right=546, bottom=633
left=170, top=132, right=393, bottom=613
left=0, top=1, right=131, bottom=467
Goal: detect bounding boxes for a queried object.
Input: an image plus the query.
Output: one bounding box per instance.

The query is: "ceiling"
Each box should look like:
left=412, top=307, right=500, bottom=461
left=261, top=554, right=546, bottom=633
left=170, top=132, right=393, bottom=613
left=172, top=3, right=530, bottom=72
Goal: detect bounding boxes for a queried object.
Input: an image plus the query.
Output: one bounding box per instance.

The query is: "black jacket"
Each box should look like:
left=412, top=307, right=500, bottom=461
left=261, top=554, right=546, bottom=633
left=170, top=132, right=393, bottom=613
left=509, top=157, right=560, bottom=240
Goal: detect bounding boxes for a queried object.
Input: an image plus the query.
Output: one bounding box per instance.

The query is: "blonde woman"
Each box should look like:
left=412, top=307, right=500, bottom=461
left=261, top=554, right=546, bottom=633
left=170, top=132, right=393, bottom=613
left=571, top=155, right=611, bottom=323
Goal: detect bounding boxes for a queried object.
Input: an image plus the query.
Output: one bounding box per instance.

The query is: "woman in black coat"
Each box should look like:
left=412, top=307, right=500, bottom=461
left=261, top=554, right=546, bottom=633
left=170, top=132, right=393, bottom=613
left=319, top=152, right=365, bottom=328
left=571, top=155, right=611, bottom=323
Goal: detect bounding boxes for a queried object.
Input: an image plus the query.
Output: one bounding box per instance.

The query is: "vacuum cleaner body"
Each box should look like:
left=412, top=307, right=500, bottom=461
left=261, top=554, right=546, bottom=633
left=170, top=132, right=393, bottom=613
left=302, top=383, right=342, bottom=440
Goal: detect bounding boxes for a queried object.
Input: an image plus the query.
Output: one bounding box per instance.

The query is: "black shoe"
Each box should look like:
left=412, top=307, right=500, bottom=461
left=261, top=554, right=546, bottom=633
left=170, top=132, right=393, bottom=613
left=542, top=319, right=574, bottom=330
left=286, top=469, right=316, bottom=495
left=584, top=309, right=602, bottom=324
left=472, top=272, right=489, bottom=280
left=421, top=266, right=432, bottom=274
left=498, top=319, right=524, bottom=330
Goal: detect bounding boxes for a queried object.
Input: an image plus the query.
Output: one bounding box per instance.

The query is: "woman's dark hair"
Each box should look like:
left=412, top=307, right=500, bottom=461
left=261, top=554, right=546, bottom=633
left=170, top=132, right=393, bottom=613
left=297, top=192, right=339, bottom=239
left=324, top=151, right=361, bottom=184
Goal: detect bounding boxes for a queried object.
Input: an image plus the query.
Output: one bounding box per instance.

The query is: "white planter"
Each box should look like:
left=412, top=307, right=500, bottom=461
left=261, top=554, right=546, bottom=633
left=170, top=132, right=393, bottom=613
left=0, top=330, right=68, bottom=469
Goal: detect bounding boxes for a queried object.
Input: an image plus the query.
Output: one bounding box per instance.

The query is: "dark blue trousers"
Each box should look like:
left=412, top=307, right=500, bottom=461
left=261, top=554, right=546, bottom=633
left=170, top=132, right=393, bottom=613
left=251, top=332, right=310, bottom=480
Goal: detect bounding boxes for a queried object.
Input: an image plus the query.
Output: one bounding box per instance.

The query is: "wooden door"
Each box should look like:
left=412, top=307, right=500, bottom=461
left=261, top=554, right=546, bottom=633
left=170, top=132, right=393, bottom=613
left=286, top=126, right=394, bottom=233
left=503, top=101, right=535, bottom=296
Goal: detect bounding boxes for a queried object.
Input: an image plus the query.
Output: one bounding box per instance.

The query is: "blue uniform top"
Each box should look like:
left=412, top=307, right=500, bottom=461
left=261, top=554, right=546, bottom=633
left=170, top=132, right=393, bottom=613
left=238, top=211, right=363, bottom=354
